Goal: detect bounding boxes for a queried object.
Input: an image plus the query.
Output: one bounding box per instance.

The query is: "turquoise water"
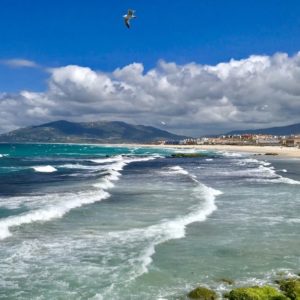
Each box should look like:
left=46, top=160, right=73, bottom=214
left=0, top=144, right=299, bottom=299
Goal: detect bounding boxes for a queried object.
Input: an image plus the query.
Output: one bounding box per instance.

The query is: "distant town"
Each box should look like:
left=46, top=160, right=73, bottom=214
left=157, top=134, right=300, bottom=148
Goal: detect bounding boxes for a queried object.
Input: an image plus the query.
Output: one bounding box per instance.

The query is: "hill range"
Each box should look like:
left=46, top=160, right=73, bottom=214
left=225, top=123, right=300, bottom=136
left=0, top=120, right=187, bottom=144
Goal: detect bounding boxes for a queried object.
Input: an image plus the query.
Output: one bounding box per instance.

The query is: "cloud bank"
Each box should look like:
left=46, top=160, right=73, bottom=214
left=1, top=52, right=300, bottom=135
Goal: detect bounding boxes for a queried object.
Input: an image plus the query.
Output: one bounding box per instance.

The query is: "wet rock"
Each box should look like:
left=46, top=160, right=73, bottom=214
left=218, top=278, right=235, bottom=285
left=170, top=153, right=207, bottom=158
left=187, top=286, right=217, bottom=299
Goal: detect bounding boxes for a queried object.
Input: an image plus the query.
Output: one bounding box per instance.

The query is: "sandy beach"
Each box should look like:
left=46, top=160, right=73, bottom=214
left=124, top=144, right=300, bottom=158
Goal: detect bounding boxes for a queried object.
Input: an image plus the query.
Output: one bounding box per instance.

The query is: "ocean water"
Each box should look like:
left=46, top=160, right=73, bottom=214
left=0, top=143, right=299, bottom=299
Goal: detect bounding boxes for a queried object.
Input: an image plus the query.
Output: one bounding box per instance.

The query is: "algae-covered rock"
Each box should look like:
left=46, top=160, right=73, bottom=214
left=278, top=278, right=300, bottom=300
left=171, top=153, right=207, bottom=158
left=187, top=286, right=217, bottom=299
left=226, top=286, right=288, bottom=300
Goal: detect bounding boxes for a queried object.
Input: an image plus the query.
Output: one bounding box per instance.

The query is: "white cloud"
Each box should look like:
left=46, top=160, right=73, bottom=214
left=1, top=59, right=39, bottom=68
left=1, top=52, right=300, bottom=136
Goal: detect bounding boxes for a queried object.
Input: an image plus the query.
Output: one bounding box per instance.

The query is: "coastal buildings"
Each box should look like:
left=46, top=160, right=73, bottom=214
left=282, top=136, right=300, bottom=147
left=161, top=134, right=300, bottom=148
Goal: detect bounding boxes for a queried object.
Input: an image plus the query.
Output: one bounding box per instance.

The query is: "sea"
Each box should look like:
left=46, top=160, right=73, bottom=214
left=0, top=143, right=299, bottom=300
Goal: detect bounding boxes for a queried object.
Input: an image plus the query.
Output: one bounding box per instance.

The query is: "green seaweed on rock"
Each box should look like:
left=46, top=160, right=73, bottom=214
left=278, top=278, right=300, bottom=300
left=226, top=286, right=289, bottom=300
left=187, top=286, right=217, bottom=299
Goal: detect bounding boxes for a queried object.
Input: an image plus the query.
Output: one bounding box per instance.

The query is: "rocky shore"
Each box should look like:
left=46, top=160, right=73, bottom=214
left=186, top=276, right=300, bottom=300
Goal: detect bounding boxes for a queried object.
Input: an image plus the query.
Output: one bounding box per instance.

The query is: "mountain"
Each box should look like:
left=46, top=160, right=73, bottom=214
left=225, top=123, right=300, bottom=136
left=0, top=120, right=187, bottom=143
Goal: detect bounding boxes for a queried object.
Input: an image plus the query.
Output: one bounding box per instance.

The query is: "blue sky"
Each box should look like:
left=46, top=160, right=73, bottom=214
left=1, top=0, right=300, bottom=92
left=1, top=0, right=300, bottom=135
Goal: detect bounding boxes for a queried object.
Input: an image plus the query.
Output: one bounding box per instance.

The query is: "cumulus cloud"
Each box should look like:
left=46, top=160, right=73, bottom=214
left=1, top=59, right=39, bottom=68
left=1, top=52, right=300, bottom=135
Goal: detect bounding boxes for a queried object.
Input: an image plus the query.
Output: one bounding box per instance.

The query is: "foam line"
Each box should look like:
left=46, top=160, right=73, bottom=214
left=109, top=166, right=223, bottom=278
left=0, top=155, right=157, bottom=240
left=233, top=158, right=300, bottom=185
left=0, top=190, right=110, bottom=240
left=32, top=166, right=57, bottom=173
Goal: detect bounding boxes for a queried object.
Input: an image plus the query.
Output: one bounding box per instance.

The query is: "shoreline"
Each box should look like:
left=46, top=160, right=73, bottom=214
left=1, top=142, right=300, bottom=158
left=118, top=144, right=300, bottom=158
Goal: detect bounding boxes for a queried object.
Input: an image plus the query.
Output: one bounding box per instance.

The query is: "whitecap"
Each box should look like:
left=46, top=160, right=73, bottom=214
left=168, top=166, right=189, bottom=175
left=59, top=164, right=101, bottom=170
left=230, top=158, right=300, bottom=185
left=0, top=190, right=110, bottom=240
left=220, top=151, right=245, bottom=158
left=0, top=155, right=158, bottom=240
left=32, top=166, right=57, bottom=173
left=90, top=155, right=123, bottom=164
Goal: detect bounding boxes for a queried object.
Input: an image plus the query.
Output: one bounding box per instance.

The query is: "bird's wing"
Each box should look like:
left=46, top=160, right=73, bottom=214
left=124, top=18, right=130, bottom=28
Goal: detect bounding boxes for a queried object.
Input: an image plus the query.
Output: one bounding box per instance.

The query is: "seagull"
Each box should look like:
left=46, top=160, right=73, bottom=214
left=123, top=9, right=136, bottom=29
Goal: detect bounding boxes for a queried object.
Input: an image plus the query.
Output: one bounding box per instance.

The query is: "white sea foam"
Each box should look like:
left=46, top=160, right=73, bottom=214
left=137, top=183, right=221, bottom=276
left=287, top=218, right=300, bottom=224
left=231, top=157, right=300, bottom=185
left=32, top=165, right=57, bottom=173
left=221, top=151, right=244, bottom=158
left=250, top=165, right=300, bottom=184
left=0, top=155, right=157, bottom=240
left=89, top=166, right=223, bottom=286
left=59, top=163, right=102, bottom=170
left=114, top=166, right=223, bottom=277
left=173, top=148, right=198, bottom=154
left=261, top=161, right=271, bottom=166
left=90, top=155, right=124, bottom=164
left=0, top=154, right=8, bottom=158
left=94, top=156, right=157, bottom=190
left=167, top=166, right=189, bottom=175
left=0, top=190, right=110, bottom=240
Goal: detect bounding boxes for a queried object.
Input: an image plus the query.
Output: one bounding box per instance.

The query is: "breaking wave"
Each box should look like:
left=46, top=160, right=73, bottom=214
left=32, top=166, right=57, bottom=173
left=231, top=158, right=300, bottom=185
left=119, top=165, right=223, bottom=278
left=0, top=155, right=156, bottom=240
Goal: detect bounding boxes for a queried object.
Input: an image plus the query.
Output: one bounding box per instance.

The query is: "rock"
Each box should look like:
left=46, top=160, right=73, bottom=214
left=264, top=152, right=279, bottom=156
left=278, top=278, right=300, bottom=300
left=171, top=153, right=207, bottom=158
left=218, top=278, right=235, bottom=285
left=187, top=286, right=217, bottom=299
left=226, top=286, right=289, bottom=300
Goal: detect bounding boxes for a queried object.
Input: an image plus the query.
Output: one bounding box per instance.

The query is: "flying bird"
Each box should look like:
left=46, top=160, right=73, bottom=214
left=123, top=9, right=136, bottom=29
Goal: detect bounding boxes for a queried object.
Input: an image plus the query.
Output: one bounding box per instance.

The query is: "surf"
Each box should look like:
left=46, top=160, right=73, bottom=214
left=0, top=155, right=157, bottom=240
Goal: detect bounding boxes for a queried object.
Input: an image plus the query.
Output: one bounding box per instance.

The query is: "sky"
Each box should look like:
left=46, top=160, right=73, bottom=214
left=1, top=0, right=300, bottom=136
